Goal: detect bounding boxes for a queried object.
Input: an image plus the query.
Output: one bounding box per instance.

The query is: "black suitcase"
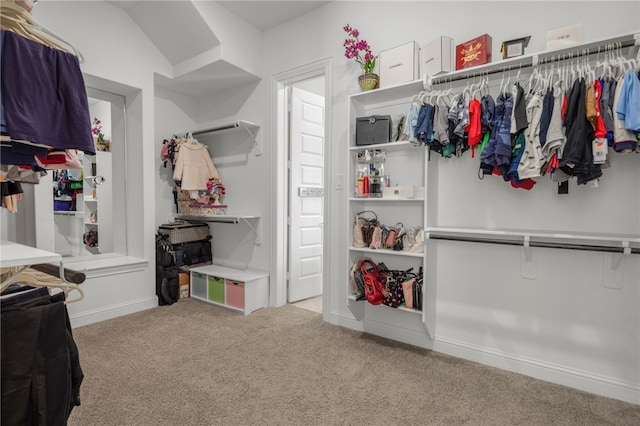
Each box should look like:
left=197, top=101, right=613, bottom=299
left=158, top=220, right=210, bottom=245
left=172, top=237, right=212, bottom=267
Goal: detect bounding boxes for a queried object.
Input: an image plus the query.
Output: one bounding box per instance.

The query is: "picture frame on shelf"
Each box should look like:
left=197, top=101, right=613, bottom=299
left=501, top=36, right=531, bottom=59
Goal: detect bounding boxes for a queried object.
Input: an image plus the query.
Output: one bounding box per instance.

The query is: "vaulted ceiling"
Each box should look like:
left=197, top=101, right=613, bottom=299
left=108, top=1, right=331, bottom=98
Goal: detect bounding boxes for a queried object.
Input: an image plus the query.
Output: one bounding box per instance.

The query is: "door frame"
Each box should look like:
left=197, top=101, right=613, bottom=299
left=271, top=58, right=332, bottom=318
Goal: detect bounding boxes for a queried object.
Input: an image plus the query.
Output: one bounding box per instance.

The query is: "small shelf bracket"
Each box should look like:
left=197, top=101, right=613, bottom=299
left=241, top=122, right=262, bottom=157
left=240, top=217, right=261, bottom=245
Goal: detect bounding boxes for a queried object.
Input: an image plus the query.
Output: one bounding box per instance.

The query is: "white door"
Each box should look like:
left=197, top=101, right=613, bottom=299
left=288, top=86, right=325, bottom=302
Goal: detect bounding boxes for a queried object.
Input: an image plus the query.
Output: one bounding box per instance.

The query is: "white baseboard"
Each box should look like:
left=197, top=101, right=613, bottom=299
left=326, top=312, right=639, bottom=405
left=433, top=336, right=640, bottom=405
left=69, top=296, right=158, bottom=328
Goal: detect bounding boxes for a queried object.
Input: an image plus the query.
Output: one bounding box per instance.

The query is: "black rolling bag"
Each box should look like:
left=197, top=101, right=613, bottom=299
left=156, top=232, right=178, bottom=306
left=172, top=237, right=212, bottom=268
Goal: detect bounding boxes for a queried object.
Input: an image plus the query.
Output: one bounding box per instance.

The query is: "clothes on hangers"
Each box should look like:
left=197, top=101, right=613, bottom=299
left=172, top=138, right=220, bottom=191
left=408, top=44, right=639, bottom=189
left=612, top=72, right=638, bottom=153
left=0, top=30, right=94, bottom=155
left=1, top=285, right=84, bottom=425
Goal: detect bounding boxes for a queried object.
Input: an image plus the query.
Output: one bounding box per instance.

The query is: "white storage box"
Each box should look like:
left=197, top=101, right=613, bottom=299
left=379, top=41, right=420, bottom=88
left=420, top=36, right=454, bottom=77
left=383, top=186, right=424, bottom=199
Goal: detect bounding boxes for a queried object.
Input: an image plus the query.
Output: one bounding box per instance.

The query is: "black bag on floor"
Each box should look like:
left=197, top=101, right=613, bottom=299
left=156, top=266, right=179, bottom=306
left=156, top=232, right=178, bottom=305
left=172, top=237, right=212, bottom=267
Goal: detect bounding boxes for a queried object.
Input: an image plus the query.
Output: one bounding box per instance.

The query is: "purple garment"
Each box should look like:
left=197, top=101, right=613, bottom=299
left=0, top=30, right=7, bottom=134
left=1, top=31, right=94, bottom=154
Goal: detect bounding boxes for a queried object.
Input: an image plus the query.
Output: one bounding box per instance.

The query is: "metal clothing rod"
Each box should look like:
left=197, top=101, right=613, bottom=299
left=428, top=31, right=639, bottom=86
left=427, top=234, right=640, bottom=254
left=192, top=122, right=240, bottom=137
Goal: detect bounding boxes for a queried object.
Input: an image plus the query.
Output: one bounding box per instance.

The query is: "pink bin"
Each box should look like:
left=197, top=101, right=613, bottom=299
left=225, top=279, right=245, bottom=310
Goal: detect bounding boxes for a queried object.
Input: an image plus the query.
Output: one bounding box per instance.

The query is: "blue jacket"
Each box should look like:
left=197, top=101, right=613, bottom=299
left=480, top=92, right=513, bottom=178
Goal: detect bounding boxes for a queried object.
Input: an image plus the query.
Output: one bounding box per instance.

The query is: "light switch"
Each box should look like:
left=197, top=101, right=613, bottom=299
left=336, top=174, right=344, bottom=190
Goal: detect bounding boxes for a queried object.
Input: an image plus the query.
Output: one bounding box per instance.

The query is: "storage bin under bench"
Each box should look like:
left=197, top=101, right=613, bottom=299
left=189, top=265, right=269, bottom=315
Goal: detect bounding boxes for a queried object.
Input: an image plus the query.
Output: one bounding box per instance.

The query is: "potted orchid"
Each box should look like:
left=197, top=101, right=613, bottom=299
left=92, top=117, right=109, bottom=151
left=343, top=24, right=378, bottom=90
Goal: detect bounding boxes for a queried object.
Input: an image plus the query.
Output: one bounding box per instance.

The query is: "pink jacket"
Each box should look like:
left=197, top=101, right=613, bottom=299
left=172, top=142, right=219, bottom=190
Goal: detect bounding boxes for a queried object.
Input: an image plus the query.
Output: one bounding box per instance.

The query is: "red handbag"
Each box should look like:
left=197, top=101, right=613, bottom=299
left=360, top=259, right=388, bottom=305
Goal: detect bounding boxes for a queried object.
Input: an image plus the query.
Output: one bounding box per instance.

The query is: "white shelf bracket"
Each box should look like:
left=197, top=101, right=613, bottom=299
left=601, top=242, right=630, bottom=290
left=242, top=123, right=262, bottom=157
left=240, top=217, right=261, bottom=245
left=520, top=234, right=537, bottom=280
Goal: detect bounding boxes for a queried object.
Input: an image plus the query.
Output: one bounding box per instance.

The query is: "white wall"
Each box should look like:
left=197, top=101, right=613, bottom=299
left=28, top=1, right=175, bottom=324
left=260, top=1, right=640, bottom=403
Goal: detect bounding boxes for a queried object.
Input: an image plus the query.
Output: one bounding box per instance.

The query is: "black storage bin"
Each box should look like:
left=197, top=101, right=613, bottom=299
left=355, top=115, right=392, bottom=146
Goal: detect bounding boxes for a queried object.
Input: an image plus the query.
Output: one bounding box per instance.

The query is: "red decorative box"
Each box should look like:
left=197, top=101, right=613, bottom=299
left=455, top=34, right=492, bottom=70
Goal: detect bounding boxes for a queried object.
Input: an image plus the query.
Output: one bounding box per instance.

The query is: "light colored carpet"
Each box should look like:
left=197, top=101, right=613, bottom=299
left=67, top=299, right=640, bottom=426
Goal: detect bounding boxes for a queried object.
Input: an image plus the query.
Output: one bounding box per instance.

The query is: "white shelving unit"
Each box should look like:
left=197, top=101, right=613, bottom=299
left=171, top=120, right=267, bottom=313
left=347, top=79, right=430, bottom=331
left=81, top=152, right=113, bottom=253
left=174, top=121, right=263, bottom=245
left=189, top=264, right=269, bottom=315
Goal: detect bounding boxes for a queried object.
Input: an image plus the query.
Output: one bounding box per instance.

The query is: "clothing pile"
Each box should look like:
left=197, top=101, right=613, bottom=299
left=402, top=60, right=640, bottom=190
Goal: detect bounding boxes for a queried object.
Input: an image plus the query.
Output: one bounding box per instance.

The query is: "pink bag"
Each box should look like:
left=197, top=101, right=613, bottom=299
left=369, top=226, right=382, bottom=249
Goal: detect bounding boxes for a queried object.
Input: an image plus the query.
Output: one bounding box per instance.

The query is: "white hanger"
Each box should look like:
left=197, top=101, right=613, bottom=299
left=0, top=0, right=85, bottom=63
left=1, top=264, right=85, bottom=304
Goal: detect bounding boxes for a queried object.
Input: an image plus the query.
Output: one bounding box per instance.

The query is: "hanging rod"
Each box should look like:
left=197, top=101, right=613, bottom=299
left=191, top=120, right=259, bottom=138
left=192, top=122, right=241, bottom=137
left=426, top=233, right=640, bottom=254
left=428, top=31, right=639, bottom=86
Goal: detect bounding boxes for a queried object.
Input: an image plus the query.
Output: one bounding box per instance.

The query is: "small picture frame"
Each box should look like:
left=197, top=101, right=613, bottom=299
left=501, top=36, right=531, bottom=59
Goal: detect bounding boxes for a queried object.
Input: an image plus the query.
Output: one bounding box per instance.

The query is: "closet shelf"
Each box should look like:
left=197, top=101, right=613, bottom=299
left=0, top=240, right=62, bottom=268
left=349, top=141, right=417, bottom=152
left=424, top=227, right=640, bottom=254
left=350, top=79, right=426, bottom=105
left=348, top=295, right=422, bottom=316
left=54, top=211, right=84, bottom=217
left=349, top=247, right=424, bottom=258
left=426, top=31, right=640, bottom=85
left=175, top=214, right=262, bottom=245
left=349, top=197, right=424, bottom=202
left=191, top=120, right=262, bottom=156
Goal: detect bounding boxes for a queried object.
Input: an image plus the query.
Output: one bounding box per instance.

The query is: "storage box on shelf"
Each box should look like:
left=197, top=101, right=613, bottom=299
left=420, top=36, right=454, bottom=77
left=379, top=41, right=421, bottom=88
left=189, top=264, right=269, bottom=315
left=348, top=79, right=427, bottom=318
